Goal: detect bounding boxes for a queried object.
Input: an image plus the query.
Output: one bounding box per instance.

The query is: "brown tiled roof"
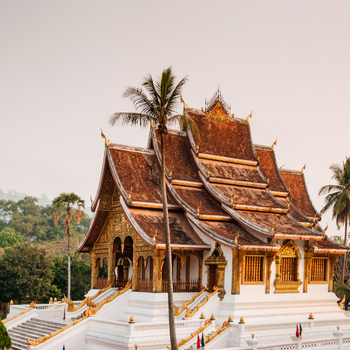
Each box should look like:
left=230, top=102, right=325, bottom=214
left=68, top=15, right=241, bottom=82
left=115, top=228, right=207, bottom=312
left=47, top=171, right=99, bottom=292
left=188, top=109, right=257, bottom=161
left=211, top=184, right=283, bottom=208
left=315, top=238, right=347, bottom=252
left=255, top=145, right=287, bottom=193
left=129, top=208, right=206, bottom=246
left=172, top=185, right=226, bottom=216
left=200, top=220, right=272, bottom=247
left=109, top=146, right=175, bottom=205
left=199, top=158, right=262, bottom=182
left=154, top=130, right=201, bottom=182
left=232, top=210, right=320, bottom=237
left=280, top=169, right=317, bottom=217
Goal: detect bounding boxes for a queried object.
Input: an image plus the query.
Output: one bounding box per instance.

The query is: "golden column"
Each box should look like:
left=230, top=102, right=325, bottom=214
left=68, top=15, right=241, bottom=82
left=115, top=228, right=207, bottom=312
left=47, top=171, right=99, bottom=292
left=265, top=253, right=276, bottom=294
left=90, top=251, right=97, bottom=289
left=153, top=249, right=162, bottom=292
left=231, top=250, right=245, bottom=295
left=303, top=247, right=314, bottom=293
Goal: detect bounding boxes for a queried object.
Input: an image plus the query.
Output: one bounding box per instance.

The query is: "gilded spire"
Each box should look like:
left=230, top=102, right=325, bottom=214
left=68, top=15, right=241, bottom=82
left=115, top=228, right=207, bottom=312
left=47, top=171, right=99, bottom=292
left=301, top=164, right=306, bottom=174
left=101, top=129, right=110, bottom=146
left=180, top=95, right=188, bottom=110
left=246, top=111, right=253, bottom=123
left=271, top=138, right=277, bottom=150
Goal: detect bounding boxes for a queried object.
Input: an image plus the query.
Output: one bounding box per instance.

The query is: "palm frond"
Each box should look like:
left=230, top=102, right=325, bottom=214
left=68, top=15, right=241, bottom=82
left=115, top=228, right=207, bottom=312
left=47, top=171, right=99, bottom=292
left=165, top=76, right=188, bottom=118
left=110, top=112, right=157, bottom=128
left=142, top=74, right=160, bottom=110
left=168, top=114, right=200, bottom=140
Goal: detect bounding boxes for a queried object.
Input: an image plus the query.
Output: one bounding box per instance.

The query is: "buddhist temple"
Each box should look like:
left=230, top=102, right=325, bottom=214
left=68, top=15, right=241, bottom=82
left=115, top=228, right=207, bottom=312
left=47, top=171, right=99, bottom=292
left=4, top=90, right=350, bottom=350
left=79, top=89, right=347, bottom=300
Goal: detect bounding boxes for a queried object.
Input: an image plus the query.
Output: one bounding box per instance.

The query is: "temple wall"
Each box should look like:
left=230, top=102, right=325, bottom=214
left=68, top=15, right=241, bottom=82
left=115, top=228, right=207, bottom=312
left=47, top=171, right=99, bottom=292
left=189, top=255, right=199, bottom=280
left=295, top=240, right=305, bottom=293
left=240, top=284, right=265, bottom=295
left=222, top=244, right=232, bottom=295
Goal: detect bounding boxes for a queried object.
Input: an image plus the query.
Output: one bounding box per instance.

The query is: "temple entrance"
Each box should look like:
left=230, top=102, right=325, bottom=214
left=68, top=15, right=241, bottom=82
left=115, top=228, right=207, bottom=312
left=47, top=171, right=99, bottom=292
left=208, top=265, right=218, bottom=292
left=96, top=257, right=108, bottom=289
left=113, top=235, right=133, bottom=289
left=205, top=243, right=227, bottom=299
left=138, top=256, right=154, bottom=292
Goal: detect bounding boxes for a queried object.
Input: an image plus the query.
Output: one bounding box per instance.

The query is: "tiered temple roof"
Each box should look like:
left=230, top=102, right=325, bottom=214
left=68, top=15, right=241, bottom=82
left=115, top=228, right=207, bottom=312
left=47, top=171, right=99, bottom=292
left=78, top=91, right=346, bottom=254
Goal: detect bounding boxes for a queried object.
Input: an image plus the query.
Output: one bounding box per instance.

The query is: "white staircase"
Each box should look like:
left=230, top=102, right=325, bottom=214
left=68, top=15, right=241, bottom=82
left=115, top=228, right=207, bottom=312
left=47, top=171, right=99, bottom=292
left=8, top=318, right=66, bottom=350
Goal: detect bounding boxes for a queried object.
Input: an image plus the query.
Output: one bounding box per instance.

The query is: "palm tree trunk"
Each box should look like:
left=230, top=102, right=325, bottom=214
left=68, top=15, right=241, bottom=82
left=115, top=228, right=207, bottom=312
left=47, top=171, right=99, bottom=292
left=342, top=220, right=348, bottom=284
left=160, top=132, right=178, bottom=350
left=67, top=218, right=71, bottom=300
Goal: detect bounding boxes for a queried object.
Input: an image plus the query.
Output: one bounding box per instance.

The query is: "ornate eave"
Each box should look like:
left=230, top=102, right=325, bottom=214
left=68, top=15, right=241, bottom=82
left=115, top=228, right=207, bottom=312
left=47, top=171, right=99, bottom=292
left=205, top=88, right=231, bottom=118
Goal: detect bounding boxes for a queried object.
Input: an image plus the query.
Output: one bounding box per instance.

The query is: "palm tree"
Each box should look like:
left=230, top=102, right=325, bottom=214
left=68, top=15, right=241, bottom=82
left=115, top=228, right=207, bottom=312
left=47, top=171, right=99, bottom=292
left=50, top=193, right=85, bottom=300
left=109, top=67, right=199, bottom=350
left=319, top=157, right=350, bottom=283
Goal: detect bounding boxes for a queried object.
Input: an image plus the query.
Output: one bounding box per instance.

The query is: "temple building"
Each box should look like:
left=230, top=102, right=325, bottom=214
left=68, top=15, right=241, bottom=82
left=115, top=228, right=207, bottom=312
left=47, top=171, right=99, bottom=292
left=5, top=90, right=350, bottom=350
left=78, top=89, right=347, bottom=300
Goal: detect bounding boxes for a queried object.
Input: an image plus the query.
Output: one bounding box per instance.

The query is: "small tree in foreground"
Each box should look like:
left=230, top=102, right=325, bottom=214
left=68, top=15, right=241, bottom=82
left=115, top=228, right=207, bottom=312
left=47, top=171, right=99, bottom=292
left=0, top=321, right=12, bottom=350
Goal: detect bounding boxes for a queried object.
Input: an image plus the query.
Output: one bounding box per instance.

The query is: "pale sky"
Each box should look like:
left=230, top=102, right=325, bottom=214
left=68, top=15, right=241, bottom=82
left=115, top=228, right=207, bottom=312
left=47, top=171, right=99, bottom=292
left=0, top=1, right=349, bottom=237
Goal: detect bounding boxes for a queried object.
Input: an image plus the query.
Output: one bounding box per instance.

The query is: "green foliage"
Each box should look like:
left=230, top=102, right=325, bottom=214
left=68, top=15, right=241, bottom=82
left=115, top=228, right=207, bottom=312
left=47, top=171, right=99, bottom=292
left=50, top=253, right=91, bottom=301
left=0, top=197, right=90, bottom=243
left=0, top=243, right=52, bottom=304
left=0, top=231, right=24, bottom=248
left=0, top=321, right=12, bottom=350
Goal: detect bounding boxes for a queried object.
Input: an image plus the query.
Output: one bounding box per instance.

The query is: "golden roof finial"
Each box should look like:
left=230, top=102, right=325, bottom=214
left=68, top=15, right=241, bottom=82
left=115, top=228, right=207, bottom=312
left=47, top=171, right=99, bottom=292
left=200, top=312, right=205, bottom=319
left=206, top=165, right=211, bottom=177
left=10, top=300, right=13, bottom=305
left=54, top=297, right=57, bottom=302
left=308, top=312, right=314, bottom=319
left=197, top=201, right=202, bottom=215
left=234, top=232, right=240, bottom=245
left=271, top=138, right=278, bottom=150
left=129, top=315, right=135, bottom=323
left=246, top=111, right=253, bottom=123
left=150, top=120, right=155, bottom=128
left=239, top=316, right=245, bottom=324
left=152, top=229, right=158, bottom=244
left=322, top=224, right=328, bottom=236
left=127, top=187, right=132, bottom=201
left=101, top=129, right=110, bottom=146
left=210, top=313, right=215, bottom=320
left=228, top=315, right=233, bottom=322
left=90, top=195, right=93, bottom=206
left=230, top=194, right=234, bottom=204
left=251, top=333, right=255, bottom=339
left=168, top=165, right=174, bottom=178
left=181, top=95, right=188, bottom=110
left=287, top=182, right=294, bottom=192
left=301, top=163, right=306, bottom=174
left=270, top=222, right=277, bottom=234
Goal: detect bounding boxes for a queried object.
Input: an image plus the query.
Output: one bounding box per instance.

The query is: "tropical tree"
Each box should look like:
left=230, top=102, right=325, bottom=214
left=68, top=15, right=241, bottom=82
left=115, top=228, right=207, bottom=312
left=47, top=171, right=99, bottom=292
left=109, top=67, right=199, bottom=350
left=0, top=243, right=52, bottom=305
left=319, top=157, right=350, bottom=283
left=0, top=320, right=12, bottom=350
left=49, top=193, right=85, bottom=300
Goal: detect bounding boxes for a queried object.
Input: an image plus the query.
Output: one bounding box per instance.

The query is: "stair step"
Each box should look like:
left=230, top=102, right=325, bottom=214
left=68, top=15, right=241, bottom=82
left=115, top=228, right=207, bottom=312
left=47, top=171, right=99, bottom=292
left=30, top=318, right=66, bottom=328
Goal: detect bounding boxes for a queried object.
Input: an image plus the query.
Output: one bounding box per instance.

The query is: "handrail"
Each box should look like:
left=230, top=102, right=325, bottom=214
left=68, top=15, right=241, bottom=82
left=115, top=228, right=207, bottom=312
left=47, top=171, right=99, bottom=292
left=63, top=280, right=113, bottom=312
left=1, top=305, right=35, bottom=324
left=88, top=281, right=131, bottom=315
left=206, top=320, right=230, bottom=343
left=185, top=287, right=218, bottom=318
left=166, top=319, right=211, bottom=349
left=27, top=316, right=86, bottom=346
left=174, top=286, right=206, bottom=316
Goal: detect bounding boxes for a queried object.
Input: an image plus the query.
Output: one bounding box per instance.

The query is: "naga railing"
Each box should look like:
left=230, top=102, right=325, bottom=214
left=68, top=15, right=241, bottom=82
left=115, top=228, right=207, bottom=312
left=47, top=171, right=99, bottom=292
left=185, top=286, right=218, bottom=318
left=174, top=286, right=206, bottom=317
left=166, top=319, right=212, bottom=350
left=63, top=280, right=113, bottom=312
left=2, top=301, right=36, bottom=324
left=87, top=281, right=131, bottom=315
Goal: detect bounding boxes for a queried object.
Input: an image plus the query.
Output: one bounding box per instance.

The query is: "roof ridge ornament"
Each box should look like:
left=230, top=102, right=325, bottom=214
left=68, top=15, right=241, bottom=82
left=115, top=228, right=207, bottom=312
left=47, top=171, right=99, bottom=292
left=301, top=164, right=306, bottom=174
left=204, top=88, right=232, bottom=124
left=180, top=95, right=188, bottom=110
left=246, top=111, right=253, bottom=123
left=101, top=129, right=110, bottom=146
left=271, top=138, right=277, bottom=150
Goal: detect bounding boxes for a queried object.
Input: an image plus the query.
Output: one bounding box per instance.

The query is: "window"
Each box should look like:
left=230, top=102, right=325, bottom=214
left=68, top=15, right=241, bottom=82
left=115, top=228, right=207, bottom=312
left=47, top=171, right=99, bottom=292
left=310, top=258, right=327, bottom=282
left=243, top=256, right=264, bottom=283
left=281, top=257, right=297, bottom=282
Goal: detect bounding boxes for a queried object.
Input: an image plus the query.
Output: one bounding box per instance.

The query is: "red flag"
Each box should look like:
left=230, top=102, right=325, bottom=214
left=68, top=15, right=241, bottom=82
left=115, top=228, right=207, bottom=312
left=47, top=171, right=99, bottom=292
left=197, top=334, right=201, bottom=349
left=296, top=324, right=299, bottom=338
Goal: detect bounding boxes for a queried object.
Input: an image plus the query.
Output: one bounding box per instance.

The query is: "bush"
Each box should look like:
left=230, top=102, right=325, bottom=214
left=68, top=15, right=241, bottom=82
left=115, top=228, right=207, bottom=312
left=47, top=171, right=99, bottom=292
left=0, top=321, right=11, bottom=350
